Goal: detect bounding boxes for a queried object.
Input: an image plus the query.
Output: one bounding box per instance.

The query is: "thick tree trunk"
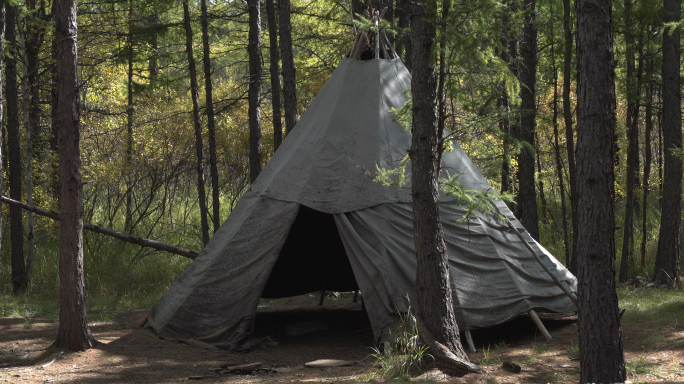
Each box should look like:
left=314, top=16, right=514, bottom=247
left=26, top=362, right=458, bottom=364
left=201, top=0, right=221, bottom=232
left=563, top=0, right=578, bottom=274
left=6, top=4, right=27, bottom=291
left=619, top=0, right=637, bottom=283
left=279, top=0, right=297, bottom=135
left=409, top=0, right=478, bottom=376
left=640, top=79, right=653, bottom=269
left=266, top=0, right=283, bottom=151
left=54, top=0, right=94, bottom=351
left=575, top=0, right=626, bottom=381
left=0, top=0, right=5, bottom=288
left=248, top=0, right=263, bottom=182
left=654, top=0, right=682, bottom=287
left=516, top=0, right=539, bottom=241
left=183, top=1, right=211, bottom=246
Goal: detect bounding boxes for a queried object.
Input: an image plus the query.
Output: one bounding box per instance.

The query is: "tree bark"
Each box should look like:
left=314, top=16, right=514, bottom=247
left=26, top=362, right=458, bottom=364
left=54, top=0, right=94, bottom=351
left=125, top=1, right=134, bottom=233
left=552, top=65, right=571, bottom=269
left=0, top=0, right=5, bottom=289
left=619, top=0, right=637, bottom=283
left=279, top=0, right=297, bottom=135
left=201, top=0, right=221, bottom=232
left=654, top=0, right=682, bottom=287
left=409, top=0, right=478, bottom=376
left=640, top=79, right=653, bottom=269
left=575, top=0, right=626, bottom=381
left=499, top=0, right=513, bottom=196
left=395, top=0, right=411, bottom=72
left=6, top=3, right=27, bottom=291
left=516, top=0, right=539, bottom=241
left=0, top=196, right=200, bottom=259
left=266, top=0, right=283, bottom=151
left=183, top=1, right=211, bottom=246
left=563, top=0, right=578, bottom=274
left=248, top=0, right=263, bottom=183
left=17, top=9, right=36, bottom=283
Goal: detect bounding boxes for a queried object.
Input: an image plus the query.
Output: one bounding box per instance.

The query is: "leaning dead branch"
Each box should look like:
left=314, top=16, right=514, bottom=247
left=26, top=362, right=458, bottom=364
left=0, top=196, right=199, bottom=259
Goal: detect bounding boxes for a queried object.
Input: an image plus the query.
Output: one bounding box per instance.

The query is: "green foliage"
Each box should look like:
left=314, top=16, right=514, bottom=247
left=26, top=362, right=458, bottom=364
left=441, top=174, right=514, bottom=223
left=368, top=309, right=431, bottom=381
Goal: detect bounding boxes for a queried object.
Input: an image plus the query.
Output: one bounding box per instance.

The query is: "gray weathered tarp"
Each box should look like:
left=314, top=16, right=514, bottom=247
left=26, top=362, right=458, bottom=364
left=148, top=57, right=577, bottom=352
left=334, top=201, right=575, bottom=339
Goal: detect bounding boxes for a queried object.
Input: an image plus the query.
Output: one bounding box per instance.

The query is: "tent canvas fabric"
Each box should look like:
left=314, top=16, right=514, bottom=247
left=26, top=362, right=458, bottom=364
left=148, top=58, right=577, bottom=353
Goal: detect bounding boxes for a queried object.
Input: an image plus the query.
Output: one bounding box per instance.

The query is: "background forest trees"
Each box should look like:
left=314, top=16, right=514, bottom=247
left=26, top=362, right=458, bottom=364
left=0, top=0, right=681, bottom=299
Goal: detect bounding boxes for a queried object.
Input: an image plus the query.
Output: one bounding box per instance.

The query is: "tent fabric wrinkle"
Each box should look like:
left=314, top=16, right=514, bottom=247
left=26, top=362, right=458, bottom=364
left=148, top=57, right=577, bottom=352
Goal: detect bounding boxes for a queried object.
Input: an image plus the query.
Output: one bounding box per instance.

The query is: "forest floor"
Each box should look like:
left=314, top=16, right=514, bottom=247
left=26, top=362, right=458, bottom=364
left=1, top=288, right=683, bottom=384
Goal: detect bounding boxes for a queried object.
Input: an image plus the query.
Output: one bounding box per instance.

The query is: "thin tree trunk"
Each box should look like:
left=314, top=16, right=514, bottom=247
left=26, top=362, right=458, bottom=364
left=248, top=0, right=263, bottom=182
left=516, top=0, right=539, bottom=241
left=201, top=0, right=220, bottom=232
left=266, top=0, right=283, bottom=151
left=619, top=0, right=637, bottom=283
left=17, top=9, right=35, bottom=283
left=49, top=0, right=60, bottom=201
left=536, top=133, right=547, bottom=225
left=654, top=0, right=682, bottom=286
left=0, top=0, right=5, bottom=289
left=183, top=0, right=210, bottom=246
left=6, top=4, right=26, bottom=291
left=563, top=0, right=578, bottom=274
left=553, top=65, right=571, bottom=269
left=640, top=79, right=653, bottom=269
left=54, top=0, right=94, bottom=351
left=409, top=0, right=478, bottom=376
left=395, top=0, right=411, bottom=72
left=499, top=0, right=512, bottom=196
left=279, top=0, right=297, bottom=135
left=125, top=1, right=134, bottom=233
left=575, top=0, right=626, bottom=381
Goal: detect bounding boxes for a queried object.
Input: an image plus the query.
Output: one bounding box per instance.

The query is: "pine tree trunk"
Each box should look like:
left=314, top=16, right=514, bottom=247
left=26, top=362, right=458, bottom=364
left=654, top=0, right=682, bottom=286
left=619, top=0, right=637, bottom=283
left=395, top=0, right=411, bottom=72
left=499, top=0, right=513, bottom=196
left=124, top=2, right=134, bottom=233
left=6, top=4, right=27, bottom=291
left=54, top=0, right=94, bottom=351
left=552, top=66, right=571, bottom=269
left=640, top=79, right=653, bottom=269
left=17, top=10, right=36, bottom=283
left=536, top=133, right=548, bottom=225
left=201, top=0, right=221, bottom=232
left=248, top=0, right=263, bottom=182
left=409, top=0, right=477, bottom=376
left=563, top=0, right=578, bottom=274
left=516, top=0, right=539, bottom=241
left=183, top=1, right=210, bottom=246
left=0, top=0, right=5, bottom=289
left=279, top=0, right=297, bottom=135
left=266, top=0, right=283, bottom=151
left=575, top=0, right=626, bottom=381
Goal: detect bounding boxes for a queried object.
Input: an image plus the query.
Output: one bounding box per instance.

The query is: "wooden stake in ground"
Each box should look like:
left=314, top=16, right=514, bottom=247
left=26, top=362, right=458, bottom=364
left=53, top=0, right=94, bottom=351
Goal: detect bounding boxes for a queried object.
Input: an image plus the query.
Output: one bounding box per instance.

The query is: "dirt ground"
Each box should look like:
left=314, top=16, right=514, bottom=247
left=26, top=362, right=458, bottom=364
left=1, top=292, right=683, bottom=383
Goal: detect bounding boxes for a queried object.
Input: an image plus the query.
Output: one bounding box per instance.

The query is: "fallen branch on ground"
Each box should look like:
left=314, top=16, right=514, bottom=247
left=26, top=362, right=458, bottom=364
left=0, top=196, right=199, bottom=259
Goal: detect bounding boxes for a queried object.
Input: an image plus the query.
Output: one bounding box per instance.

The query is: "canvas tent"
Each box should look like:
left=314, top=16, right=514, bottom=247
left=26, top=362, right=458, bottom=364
left=148, top=55, right=577, bottom=353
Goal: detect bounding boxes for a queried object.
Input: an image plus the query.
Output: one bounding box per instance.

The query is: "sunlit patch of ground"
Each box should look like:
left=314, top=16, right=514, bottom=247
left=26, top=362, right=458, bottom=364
left=0, top=288, right=683, bottom=383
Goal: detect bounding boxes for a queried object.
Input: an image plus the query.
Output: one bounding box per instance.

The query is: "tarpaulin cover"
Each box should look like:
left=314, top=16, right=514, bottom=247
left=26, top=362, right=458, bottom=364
left=148, top=57, right=577, bottom=351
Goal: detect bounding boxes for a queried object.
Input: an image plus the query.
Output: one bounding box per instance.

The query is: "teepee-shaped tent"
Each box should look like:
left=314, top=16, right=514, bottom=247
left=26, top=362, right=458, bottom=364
left=148, top=30, right=577, bottom=353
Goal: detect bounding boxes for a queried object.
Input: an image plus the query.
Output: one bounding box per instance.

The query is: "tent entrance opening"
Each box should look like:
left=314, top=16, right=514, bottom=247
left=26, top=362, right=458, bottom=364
left=261, top=205, right=359, bottom=298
